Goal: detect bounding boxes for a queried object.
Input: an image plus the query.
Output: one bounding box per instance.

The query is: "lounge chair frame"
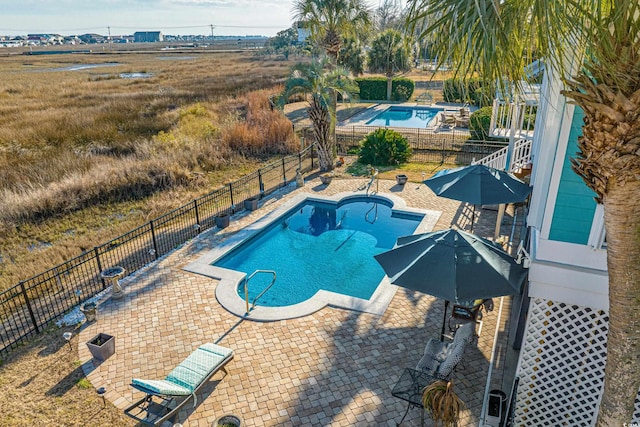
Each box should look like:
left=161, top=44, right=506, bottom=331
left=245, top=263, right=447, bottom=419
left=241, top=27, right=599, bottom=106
left=124, top=343, right=233, bottom=426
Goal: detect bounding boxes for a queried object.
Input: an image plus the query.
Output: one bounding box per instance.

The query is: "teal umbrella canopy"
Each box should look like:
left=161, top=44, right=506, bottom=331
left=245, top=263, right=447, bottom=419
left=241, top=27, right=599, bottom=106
left=424, top=164, right=531, bottom=206
left=374, top=229, right=527, bottom=302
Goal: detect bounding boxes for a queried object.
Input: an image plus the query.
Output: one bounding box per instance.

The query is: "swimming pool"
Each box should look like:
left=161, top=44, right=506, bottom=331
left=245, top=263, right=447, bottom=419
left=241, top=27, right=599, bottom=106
left=214, top=196, right=423, bottom=307
left=366, top=106, right=441, bottom=128
left=185, top=192, right=441, bottom=320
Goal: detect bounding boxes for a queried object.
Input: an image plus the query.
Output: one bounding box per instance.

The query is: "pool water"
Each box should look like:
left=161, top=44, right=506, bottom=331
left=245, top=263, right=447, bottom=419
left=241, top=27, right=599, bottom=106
left=366, top=106, right=441, bottom=128
left=213, top=197, right=423, bottom=307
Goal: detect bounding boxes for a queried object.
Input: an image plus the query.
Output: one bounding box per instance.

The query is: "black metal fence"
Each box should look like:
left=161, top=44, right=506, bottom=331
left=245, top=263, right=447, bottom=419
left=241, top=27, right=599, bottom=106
left=0, top=146, right=317, bottom=354
left=332, top=125, right=506, bottom=165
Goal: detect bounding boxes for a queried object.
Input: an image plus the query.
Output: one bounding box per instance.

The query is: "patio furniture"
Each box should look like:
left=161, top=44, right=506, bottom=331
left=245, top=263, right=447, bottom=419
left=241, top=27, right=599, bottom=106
left=448, top=298, right=494, bottom=333
left=392, top=367, right=436, bottom=426
left=392, top=323, right=475, bottom=426
left=416, top=322, right=475, bottom=378
left=124, top=343, right=234, bottom=426
left=438, top=112, right=458, bottom=128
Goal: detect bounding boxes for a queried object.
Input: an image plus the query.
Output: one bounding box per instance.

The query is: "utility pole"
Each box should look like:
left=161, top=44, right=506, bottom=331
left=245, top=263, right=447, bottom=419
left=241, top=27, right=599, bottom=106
left=107, top=26, right=112, bottom=50
left=210, top=24, right=215, bottom=44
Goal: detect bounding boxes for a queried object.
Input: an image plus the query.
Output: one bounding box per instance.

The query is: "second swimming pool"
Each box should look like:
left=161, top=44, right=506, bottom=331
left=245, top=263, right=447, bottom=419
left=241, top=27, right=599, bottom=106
left=366, top=106, right=442, bottom=128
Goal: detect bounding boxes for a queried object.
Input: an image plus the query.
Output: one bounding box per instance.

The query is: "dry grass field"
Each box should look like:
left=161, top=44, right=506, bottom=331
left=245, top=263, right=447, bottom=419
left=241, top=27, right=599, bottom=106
left=0, top=50, right=299, bottom=290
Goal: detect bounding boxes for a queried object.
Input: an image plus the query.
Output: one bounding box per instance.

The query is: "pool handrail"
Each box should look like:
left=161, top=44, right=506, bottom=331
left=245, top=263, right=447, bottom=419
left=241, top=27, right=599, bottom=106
left=366, top=167, right=379, bottom=196
left=244, top=269, right=277, bottom=314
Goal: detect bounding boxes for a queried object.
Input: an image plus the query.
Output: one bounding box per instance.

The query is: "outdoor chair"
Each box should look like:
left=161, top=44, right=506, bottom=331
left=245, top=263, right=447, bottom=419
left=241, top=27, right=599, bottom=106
left=448, top=298, right=494, bottom=335
left=124, top=343, right=234, bottom=426
left=415, top=322, right=475, bottom=379
left=438, top=112, right=458, bottom=128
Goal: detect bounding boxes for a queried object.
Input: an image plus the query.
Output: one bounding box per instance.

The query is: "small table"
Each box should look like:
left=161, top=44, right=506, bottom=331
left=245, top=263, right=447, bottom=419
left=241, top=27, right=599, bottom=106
left=391, top=367, right=437, bottom=426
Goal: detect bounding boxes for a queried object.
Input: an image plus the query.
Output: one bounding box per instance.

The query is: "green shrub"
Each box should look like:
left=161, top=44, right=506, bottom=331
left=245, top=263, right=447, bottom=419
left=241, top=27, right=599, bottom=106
left=357, top=128, right=412, bottom=165
left=391, top=78, right=415, bottom=101
left=356, top=77, right=415, bottom=101
left=356, top=77, right=386, bottom=100
left=469, top=106, right=493, bottom=140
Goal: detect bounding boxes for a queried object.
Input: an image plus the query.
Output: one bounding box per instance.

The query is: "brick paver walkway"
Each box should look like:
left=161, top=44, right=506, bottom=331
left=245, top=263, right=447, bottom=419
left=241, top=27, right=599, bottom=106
left=78, top=175, right=521, bottom=427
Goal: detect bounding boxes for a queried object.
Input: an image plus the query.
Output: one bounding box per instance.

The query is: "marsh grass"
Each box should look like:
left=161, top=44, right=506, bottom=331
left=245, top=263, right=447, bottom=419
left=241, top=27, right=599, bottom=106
left=0, top=51, right=295, bottom=290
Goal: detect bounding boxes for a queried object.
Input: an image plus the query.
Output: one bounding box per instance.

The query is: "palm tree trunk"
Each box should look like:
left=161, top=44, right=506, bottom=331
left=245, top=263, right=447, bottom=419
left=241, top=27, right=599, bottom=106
left=308, top=98, right=333, bottom=171
left=386, top=76, right=393, bottom=101
left=597, top=179, right=640, bottom=425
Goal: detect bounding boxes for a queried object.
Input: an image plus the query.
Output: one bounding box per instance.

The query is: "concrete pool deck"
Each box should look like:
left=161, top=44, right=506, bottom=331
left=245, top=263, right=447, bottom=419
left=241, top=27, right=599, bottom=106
left=78, top=176, right=522, bottom=427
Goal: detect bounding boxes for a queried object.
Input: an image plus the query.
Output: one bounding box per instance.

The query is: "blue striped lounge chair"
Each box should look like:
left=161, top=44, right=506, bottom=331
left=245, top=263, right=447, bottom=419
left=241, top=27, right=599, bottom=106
left=124, top=343, right=234, bottom=426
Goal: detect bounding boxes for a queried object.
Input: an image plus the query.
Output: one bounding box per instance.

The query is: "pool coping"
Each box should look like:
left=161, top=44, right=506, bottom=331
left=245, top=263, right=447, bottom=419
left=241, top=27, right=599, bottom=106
left=184, top=191, right=441, bottom=321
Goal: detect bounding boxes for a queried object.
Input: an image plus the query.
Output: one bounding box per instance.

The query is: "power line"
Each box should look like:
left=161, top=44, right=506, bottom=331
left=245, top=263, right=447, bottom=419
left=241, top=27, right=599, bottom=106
left=0, top=23, right=285, bottom=33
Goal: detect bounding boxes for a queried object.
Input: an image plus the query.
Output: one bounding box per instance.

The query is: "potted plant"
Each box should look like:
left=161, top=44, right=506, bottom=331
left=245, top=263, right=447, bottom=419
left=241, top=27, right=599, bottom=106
left=421, top=380, right=464, bottom=426
left=86, top=332, right=115, bottom=362
left=80, top=301, right=97, bottom=322
left=213, top=414, right=241, bottom=427
left=243, top=197, right=259, bottom=211
left=215, top=212, right=230, bottom=229
left=396, top=174, right=409, bottom=185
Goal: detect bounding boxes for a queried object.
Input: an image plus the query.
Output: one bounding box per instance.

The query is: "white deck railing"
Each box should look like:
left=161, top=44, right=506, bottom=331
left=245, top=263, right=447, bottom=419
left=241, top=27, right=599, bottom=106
left=473, top=138, right=532, bottom=171
left=489, top=98, right=537, bottom=140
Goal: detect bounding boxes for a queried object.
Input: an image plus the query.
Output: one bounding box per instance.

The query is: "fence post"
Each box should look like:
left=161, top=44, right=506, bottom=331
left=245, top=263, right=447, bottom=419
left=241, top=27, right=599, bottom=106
left=282, top=158, right=287, bottom=185
left=94, top=247, right=106, bottom=289
left=149, top=221, right=159, bottom=260
left=194, top=200, right=200, bottom=228
left=258, top=170, right=264, bottom=196
left=228, top=183, right=235, bottom=213
left=20, top=281, right=39, bottom=334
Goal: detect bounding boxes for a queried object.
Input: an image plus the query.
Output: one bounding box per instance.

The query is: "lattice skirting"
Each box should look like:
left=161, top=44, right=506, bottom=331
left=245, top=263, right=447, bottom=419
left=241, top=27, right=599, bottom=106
left=514, top=298, right=640, bottom=425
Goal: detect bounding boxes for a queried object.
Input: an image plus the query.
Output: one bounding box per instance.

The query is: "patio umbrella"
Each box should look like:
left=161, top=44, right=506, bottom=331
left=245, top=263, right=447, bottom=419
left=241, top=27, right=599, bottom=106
left=424, top=164, right=531, bottom=231
left=374, top=228, right=527, bottom=340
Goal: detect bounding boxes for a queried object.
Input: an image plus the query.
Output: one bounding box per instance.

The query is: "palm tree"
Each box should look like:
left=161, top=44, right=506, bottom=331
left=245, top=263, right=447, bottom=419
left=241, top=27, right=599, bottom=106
left=280, top=60, right=357, bottom=171
left=292, top=0, right=373, bottom=64
left=406, top=1, right=640, bottom=424
left=367, top=29, right=413, bottom=101
left=338, top=36, right=365, bottom=76
left=292, top=0, right=373, bottom=168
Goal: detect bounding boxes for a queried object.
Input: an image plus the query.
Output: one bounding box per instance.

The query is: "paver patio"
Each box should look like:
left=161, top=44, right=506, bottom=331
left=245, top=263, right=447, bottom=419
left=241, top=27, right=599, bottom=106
left=78, top=175, right=522, bottom=427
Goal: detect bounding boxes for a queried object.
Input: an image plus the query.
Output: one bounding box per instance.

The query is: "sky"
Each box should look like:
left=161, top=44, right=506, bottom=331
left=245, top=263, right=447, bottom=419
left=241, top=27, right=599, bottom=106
left=0, top=0, right=403, bottom=38
left=0, top=0, right=299, bottom=37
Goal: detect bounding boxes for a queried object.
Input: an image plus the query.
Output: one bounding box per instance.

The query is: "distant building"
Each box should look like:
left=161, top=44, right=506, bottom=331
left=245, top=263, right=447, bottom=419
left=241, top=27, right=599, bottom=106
left=78, top=33, right=106, bottom=44
left=27, top=33, right=63, bottom=45
left=134, top=31, right=164, bottom=43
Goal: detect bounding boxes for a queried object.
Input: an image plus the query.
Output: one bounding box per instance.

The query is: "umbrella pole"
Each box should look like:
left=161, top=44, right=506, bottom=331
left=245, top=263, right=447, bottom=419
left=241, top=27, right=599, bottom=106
left=440, top=300, right=449, bottom=341
left=470, top=204, right=476, bottom=232
left=494, top=203, right=506, bottom=240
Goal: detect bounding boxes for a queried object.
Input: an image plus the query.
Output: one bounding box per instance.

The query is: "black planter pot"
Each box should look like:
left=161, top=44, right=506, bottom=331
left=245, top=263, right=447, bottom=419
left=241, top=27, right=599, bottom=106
left=86, top=333, right=115, bottom=362
left=213, top=414, right=241, bottom=427
left=396, top=174, right=409, bottom=185
left=215, top=214, right=230, bottom=229
left=244, top=197, right=259, bottom=211
left=320, top=175, right=332, bottom=185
